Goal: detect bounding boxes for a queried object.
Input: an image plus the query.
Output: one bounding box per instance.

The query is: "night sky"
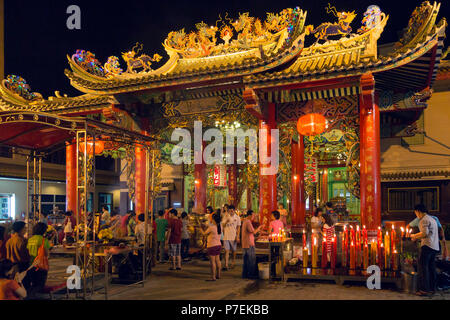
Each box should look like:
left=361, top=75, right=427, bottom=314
left=5, top=0, right=449, bottom=98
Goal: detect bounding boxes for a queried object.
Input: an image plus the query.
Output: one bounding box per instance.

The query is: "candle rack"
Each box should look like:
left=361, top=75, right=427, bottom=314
left=283, top=223, right=408, bottom=288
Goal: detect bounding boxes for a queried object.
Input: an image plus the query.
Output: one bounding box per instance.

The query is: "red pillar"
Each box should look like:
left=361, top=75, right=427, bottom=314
left=291, top=137, right=306, bottom=226
left=135, top=146, right=146, bottom=215
left=259, top=103, right=277, bottom=230
left=194, top=143, right=207, bottom=214
left=66, top=143, right=77, bottom=216
left=359, top=73, right=381, bottom=231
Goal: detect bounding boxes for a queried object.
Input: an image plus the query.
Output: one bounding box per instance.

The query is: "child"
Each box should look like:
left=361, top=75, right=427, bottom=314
left=0, top=259, right=27, bottom=300
left=269, top=211, right=284, bottom=235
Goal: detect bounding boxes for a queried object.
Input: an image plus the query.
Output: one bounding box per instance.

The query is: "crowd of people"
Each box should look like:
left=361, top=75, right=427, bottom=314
left=0, top=200, right=447, bottom=299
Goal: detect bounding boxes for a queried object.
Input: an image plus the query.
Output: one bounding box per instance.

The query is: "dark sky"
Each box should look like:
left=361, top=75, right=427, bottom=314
left=5, top=0, right=449, bottom=98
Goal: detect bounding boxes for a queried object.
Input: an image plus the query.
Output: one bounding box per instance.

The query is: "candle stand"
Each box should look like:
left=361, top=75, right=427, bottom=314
left=268, top=238, right=293, bottom=281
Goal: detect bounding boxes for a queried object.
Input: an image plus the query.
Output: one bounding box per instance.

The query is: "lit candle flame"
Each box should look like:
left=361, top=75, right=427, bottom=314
left=314, top=237, right=317, bottom=246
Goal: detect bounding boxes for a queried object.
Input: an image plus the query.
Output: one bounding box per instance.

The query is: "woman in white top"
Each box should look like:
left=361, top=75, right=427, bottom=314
left=311, top=208, right=324, bottom=234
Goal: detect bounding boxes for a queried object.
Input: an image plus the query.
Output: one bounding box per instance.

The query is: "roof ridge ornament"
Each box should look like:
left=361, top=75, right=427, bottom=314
left=305, top=3, right=357, bottom=43
left=164, top=7, right=305, bottom=59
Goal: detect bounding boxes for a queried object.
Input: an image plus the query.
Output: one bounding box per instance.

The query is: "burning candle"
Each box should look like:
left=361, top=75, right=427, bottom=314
left=312, top=236, right=318, bottom=268
left=377, top=226, right=382, bottom=250
left=392, top=250, right=399, bottom=271
left=331, top=236, right=336, bottom=271
left=302, top=246, right=308, bottom=270
left=363, top=243, right=369, bottom=271
left=362, top=225, right=368, bottom=246
left=302, top=230, right=306, bottom=248
left=370, top=239, right=377, bottom=265
left=384, top=231, right=390, bottom=258
left=379, top=243, right=385, bottom=270
left=321, top=238, right=327, bottom=269
left=356, top=225, right=361, bottom=268
left=350, top=225, right=356, bottom=245
left=341, top=227, right=346, bottom=267
left=349, top=241, right=356, bottom=274
left=391, top=225, right=396, bottom=254
left=400, top=227, right=405, bottom=254
left=344, top=226, right=349, bottom=268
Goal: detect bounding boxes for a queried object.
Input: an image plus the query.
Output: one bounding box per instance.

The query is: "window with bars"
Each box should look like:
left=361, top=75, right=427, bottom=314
left=40, top=194, right=66, bottom=215
left=388, top=187, right=439, bottom=212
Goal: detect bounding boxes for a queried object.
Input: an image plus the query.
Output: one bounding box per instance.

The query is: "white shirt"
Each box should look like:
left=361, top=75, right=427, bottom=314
left=419, top=214, right=439, bottom=251
left=135, top=222, right=152, bottom=245
left=222, top=213, right=241, bottom=241
left=102, top=211, right=111, bottom=224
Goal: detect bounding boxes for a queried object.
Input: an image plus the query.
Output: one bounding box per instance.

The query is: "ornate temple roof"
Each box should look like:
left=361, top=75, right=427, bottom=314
left=65, top=8, right=307, bottom=94
left=0, top=75, right=116, bottom=114
left=62, top=2, right=446, bottom=99
left=246, top=2, right=446, bottom=93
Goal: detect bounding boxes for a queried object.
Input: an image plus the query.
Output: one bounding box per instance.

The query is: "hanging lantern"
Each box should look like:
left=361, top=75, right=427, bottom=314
left=79, top=139, right=105, bottom=155
left=297, top=113, right=327, bottom=136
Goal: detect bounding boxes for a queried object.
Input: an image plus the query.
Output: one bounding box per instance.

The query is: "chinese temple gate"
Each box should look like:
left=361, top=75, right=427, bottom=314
left=0, top=2, right=446, bottom=234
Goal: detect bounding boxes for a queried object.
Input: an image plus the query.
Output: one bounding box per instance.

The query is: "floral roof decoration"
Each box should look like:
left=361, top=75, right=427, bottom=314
left=395, top=1, right=440, bottom=49
left=164, top=7, right=305, bottom=59
left=4, top=75, right=43, bottom=101
left=70, top=43, right=163, bottom=79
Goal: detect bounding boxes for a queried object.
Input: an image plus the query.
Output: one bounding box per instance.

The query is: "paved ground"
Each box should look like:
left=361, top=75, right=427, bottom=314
left=47, top=256, right=449, bottom=300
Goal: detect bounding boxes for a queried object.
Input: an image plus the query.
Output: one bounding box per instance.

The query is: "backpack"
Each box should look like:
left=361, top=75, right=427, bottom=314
left=33, top=238, right=49, bottom=271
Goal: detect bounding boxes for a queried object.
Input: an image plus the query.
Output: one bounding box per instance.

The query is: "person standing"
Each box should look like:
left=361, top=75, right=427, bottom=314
left=101, top=205, right=111, bottom=226
left=27, top=222, right=51, bottom=298
left=410, top=204, right=440, bottom=296
left=5, top=222, right=30, bottom=274
left=269, top=211, right=284, bottom=235
left=241, top=210, right=261, bottom=279
left=166, top=209, right=182, bottom=270
left=199, top=213, right=222, bottom=281
left=63, top=211, right=76, bottom=241
left=127, top=212, right=137, bottom=237
left=325, top=202, right=338, bottom=225
left=278, top=204, right=288, bottom=227
left=408, top=213, right=447, bottom=260
left=322, top=214, right=335, bottom=259
left=181, top=212, right=191, bottom=261
left=155, top=210, right=168, bottom=263
left=0, top=259, right=27, bottom=300
left=135, top=214, right=152, bottom=247
left=221, top=205, right=241, bottom=270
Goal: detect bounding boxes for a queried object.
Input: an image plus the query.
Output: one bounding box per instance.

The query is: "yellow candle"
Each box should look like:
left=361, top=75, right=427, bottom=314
left=384, top=231, right=390, bottom=257
left=303, top=247, right=309, bottom=269
left=312, top=236, right=318, bottom=269
left=370, top=240, right=377, bottom=265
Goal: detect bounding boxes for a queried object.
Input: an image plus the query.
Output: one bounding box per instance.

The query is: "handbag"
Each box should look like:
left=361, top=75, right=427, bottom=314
left=33, top=238, right=49, bottom=271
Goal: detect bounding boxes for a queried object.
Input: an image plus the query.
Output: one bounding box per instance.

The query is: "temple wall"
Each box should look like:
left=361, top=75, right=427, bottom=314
left=380, top=91, right=450, bottom=173
left=380, top=91, right=450, bottom=223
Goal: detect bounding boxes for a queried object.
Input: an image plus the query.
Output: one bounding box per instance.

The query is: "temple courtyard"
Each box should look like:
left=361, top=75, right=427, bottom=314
left=47, top=256, right=450, bottom=300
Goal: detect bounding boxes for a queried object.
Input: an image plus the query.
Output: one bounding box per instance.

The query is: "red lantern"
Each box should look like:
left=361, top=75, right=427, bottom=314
left=297, top=113, right=327, bottom=136
left=79, top=140, right=104, bottom=155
